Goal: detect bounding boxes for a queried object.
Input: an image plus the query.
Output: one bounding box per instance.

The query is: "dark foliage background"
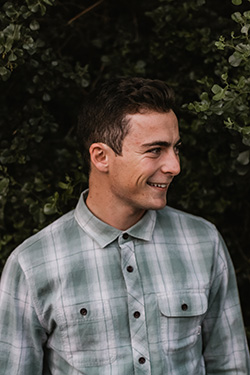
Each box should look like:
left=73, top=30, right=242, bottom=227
left=1, top=0, right=250, bottom=341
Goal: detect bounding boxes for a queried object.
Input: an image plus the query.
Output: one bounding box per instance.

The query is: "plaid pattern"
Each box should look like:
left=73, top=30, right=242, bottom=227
left=0, top=190, right=249, bottom=374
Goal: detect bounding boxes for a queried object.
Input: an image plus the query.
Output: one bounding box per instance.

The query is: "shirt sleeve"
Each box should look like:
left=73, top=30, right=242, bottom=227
left=0, top=251, right=47, bottom=375
left=202, top=232, right=250, bottom=374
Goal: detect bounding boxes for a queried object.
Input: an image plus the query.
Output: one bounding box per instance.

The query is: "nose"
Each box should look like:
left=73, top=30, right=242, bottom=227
left=161, top=150, right=181, bottom=176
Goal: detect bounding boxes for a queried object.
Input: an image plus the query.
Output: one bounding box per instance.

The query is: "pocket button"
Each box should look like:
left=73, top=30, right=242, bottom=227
left=181, top=303, right=188, bottom=311
left=80, top=308, right=88, bottom=316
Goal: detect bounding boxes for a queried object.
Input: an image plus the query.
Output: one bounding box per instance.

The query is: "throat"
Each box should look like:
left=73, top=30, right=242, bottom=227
left=86, top=192, right=146, bottom=231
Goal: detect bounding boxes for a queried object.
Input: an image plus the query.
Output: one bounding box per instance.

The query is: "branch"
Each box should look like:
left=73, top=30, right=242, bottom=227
left=68, top=0, right=104, bottom=25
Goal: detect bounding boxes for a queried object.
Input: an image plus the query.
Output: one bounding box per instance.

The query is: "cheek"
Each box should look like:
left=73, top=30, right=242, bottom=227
left=111, top=158, right=153, bottom=187
left=113, top=170, right=144, bottom=191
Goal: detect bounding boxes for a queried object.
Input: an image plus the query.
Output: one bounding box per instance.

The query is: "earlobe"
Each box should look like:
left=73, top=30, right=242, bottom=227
left=89, top=143, right=109, bottom=172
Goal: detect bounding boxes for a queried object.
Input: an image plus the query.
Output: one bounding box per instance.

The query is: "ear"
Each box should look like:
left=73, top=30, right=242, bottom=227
left=89, top=143, right=110, bottom=172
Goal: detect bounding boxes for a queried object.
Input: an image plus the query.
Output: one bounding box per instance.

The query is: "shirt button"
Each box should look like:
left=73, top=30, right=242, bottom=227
left=80, top=308, right=88, bottom=316
left=122, top=232, right=129, bottom=240
left=127, top=265, right=134, bottom=273
left=134, top=311, right=141, bottom=319
left=181, top=303, right=188, bottom=311
left=139, top=357, right=146, bottom=364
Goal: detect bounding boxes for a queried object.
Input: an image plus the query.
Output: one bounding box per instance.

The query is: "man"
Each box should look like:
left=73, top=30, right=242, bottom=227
left=0, top=77, right=249, bottom=374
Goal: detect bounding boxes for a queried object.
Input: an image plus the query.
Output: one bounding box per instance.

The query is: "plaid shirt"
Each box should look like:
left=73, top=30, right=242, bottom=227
left=0, top=190, right=249, bottom=375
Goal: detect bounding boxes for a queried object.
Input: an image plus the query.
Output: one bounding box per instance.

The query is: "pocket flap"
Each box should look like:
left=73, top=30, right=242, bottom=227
left=158, top=291, right=208, bottom=317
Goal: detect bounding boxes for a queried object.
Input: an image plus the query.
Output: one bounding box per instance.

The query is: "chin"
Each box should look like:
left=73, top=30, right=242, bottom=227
left=147, top=200, right=167, bottom=211
left=154, top=204, right=167, bottom=211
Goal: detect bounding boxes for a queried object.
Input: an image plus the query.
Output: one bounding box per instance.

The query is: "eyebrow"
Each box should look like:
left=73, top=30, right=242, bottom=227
left=141, top=139, right=182, bottom=149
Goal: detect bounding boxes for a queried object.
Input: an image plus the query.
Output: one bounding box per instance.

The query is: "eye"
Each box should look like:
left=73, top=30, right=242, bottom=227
left=174, top=143, right=182, bottom=155
left=147, top=147, right=162, bottom=155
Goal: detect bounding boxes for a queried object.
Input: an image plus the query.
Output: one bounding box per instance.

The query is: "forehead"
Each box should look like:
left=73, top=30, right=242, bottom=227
left=124, top=110, right=179, bottom=145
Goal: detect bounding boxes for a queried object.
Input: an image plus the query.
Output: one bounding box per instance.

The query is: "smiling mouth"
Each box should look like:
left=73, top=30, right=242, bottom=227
left=147, top=182, right=168, bottom=188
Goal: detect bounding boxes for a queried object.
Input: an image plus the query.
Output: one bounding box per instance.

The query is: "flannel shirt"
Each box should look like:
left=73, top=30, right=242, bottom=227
left=0, top=190, right=249, bottom=374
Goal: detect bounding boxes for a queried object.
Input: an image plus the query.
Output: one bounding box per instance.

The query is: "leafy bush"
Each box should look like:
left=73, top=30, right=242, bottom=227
left=0, top=0, right=249, bottom=339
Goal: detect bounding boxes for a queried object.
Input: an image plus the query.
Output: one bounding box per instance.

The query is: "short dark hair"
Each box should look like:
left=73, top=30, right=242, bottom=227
left=77, top=77, right=175, bottom=171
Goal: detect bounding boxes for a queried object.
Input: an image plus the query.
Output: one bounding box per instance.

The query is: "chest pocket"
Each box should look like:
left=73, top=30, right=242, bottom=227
left=158, top=291, right=208, bottom=353
left=58, top=300, right=116, bottom=368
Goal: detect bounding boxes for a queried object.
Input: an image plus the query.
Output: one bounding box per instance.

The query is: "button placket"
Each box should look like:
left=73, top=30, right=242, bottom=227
left=119, top=237, right=151, bottom=374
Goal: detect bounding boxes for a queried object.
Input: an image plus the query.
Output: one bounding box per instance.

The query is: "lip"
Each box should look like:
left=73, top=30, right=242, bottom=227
left=147, top=182, right=169, bottom=189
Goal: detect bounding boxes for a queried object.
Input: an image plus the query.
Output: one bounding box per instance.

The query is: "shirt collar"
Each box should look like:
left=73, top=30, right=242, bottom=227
left=74, top=190, right=156, bottom=248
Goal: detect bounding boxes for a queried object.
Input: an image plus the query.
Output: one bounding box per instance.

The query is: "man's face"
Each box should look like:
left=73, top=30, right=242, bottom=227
left=106, top=110, right=181, bottom=218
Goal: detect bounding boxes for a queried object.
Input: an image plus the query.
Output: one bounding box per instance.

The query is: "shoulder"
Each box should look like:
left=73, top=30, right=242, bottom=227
left=156, top=205, right=216, bottom=230
left=155, top=206, right=218, bottom=243
left=154, top=206, right=232, bottom=276
left=20, top=209, right=75, bottom=247
left=7, top=209, right=76, bottom=272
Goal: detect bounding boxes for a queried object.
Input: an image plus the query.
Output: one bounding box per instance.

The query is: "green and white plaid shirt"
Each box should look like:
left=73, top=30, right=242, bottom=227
left=0, top=190, right=249, bottom=374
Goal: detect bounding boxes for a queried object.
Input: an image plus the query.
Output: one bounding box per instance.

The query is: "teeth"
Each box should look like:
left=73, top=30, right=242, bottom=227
left=148, top=182, right=167, bottom=188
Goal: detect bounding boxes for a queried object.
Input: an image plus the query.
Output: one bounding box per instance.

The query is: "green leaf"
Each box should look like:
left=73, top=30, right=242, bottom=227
left=215, top=41, right=225, bottom=50
left=241, top=24, right=250, bottom=35
left=0, top=67, right=11, bottom=81
left=0, top=178, right=9, bottom=195
left=81, top=78, right=89, bottom=88
left=215, top=36, right=226, bottom=50
left=4, top=3, right=19, bottom=18
left=243, top=11, right=250, bottom=19
left=243, top=134, right=250, bottom=146
left=228, top=52, right=242, bottom=67
left=0, top=67, right=8, bottom=76
left=211, top=84, right=222, bottom=94
left=188, top=98, right=210, bottom=112
left=242, top=127, right=250, bottom=136
left=43, top=0, right=54, bottom=5
left=27, top=3, right=40, bottom=13
left=235, top=43, right=250, bottom=53
left=30, top=20, right=40, bottom=31
left=221, top=72, right=228, bottom=81
left=224, top=117, right=241, bottom=132
left=13, top=220, right=26, bottom=229
left=42, top=93, right=51, bottom=102
left=211, top=84, right=227, bottom=101
left=231, top=12, right=243, bottom=23
left=58, top=181, right=69, bottom=189
left=237, top=150, right=250, bottom=165
left=4, top=24, right=22, bottom=40
left=8, top=51, right=17, bottom=61
left=40, top=4, right=47, bottom=16
left=237, top=76, right=246, bottom=89
left=43, top=203, right=58, bottom=215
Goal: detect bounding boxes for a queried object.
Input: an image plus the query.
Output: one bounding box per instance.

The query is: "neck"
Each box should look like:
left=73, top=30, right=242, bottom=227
left=86, top=179, right=145, bottom=231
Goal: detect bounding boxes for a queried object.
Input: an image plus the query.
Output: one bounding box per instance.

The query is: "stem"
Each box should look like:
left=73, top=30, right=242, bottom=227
left=68, top=0, right=104, bottom=25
